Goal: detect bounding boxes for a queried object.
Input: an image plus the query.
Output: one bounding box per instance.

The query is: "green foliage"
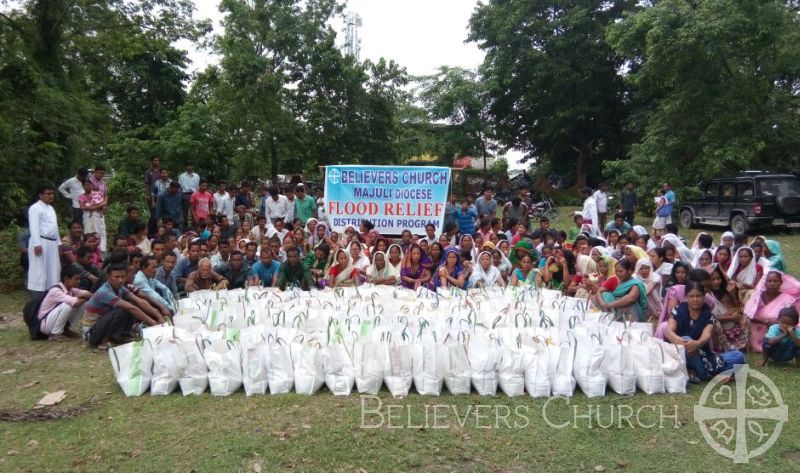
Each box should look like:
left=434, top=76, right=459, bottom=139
left=605, top=0, right=800, bottom=190
left=469, top=0, right=633, bottom=188
left=0, top=223, right=23, bottom=291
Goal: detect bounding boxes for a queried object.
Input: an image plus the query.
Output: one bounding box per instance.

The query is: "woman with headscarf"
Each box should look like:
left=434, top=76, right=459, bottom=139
left=308, top=220, right=329, bottom=247
left=326, top=248, right=361, bottom=288
left=348, top=240, right=371, bottom=274
left=458, top=234, right=479, bottom=263
left=596, top=258, right=648, bottom=322
left=492, top=249, right=512, bottom=279
left=509, top=240, right=539, bottom=269
left=624, top=245, right=649, bottom=264
left=720, top=231, right=735, bottom=249
left=509, top=253, right=538, bottom=287
left=567, top=254, right=597, bottom=297
left=304, top=218, right=319, bottom=240
left=635, top=258, right=663, bottom=322
left=368, top=251, right=397, bottom=286
left=469, top=251, right=505, bottom=288
left=498, top=240, right=511, bottom=257
left=400, top=244, right=432, bottom=290
left=433, top=247, right=467, bottom=290
left=708, top=265, right=748, bottom=352
left=660, top=233, right=694, bottom=262
left=728, top=247, right=762, bottom=296
left=744, top=270, right=800, bottom=352
left=386, top=244, right=404, bottom=280
left=764, top=240, right=786, bottom=272
left=692, top=249, right=714, bottom=273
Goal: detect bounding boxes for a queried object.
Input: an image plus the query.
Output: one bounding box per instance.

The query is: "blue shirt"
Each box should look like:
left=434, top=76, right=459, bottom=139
left=174, top=256, right=199, bottom=280
left=659, top=189, right=676, bottom=217
left=250, top=260, right=281, bottom=287
left=766, top=324, right=800, bottom=347
left=156, top=192, right=183, bottom=225
left=454, top=208, right=478, bottom=235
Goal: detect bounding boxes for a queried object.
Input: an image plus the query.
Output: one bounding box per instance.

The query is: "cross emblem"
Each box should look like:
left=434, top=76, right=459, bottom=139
left=327, top=168, right=341, bottom=185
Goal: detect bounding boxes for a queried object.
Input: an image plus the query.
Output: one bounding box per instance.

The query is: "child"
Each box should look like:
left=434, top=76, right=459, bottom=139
left=757, top=307, right=800, bottom=367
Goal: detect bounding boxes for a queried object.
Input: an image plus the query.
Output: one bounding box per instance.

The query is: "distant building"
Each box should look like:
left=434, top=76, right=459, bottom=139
left=452, top=155, right=496, bottom=170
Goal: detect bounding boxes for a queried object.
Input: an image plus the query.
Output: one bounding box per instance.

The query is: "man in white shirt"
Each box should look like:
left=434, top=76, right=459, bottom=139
left=285, top=191, right=296, bottom=224
left=213, top=181, right=234, bottom=221
left=58, top=168, right=88, bottom=224
left=264, top=187, right=291, bottom=224
left=28, top=185, right=61, bottom=297
left=592, top=183, right=609, bottom=231
left=580, top=187, right=599, bottom=232
left=178, top=162, right=200, bottom=229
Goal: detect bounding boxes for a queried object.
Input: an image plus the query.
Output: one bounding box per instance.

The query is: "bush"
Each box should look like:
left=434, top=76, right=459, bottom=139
left=0, top=223, right=24, bottom=292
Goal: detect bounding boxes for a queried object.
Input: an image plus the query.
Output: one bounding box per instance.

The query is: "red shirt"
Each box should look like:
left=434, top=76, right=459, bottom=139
left=190, top=191, right=214, bottom=221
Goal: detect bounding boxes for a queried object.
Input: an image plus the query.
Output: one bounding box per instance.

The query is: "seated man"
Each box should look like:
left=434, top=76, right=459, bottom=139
left=249, top=248, right=281, bottom=287
left=210, top=239, right=231, bottom=268
left=215, top=250, right=250, bottom=290
left=83, top=263, right=164, bottom=349
left=185, top=258, right=228, bottom=292
left=156, top=252, right=178, bottom=296
left=276, top=247, right=314, bottom=291
left=173, top=241, right=201, bottom=292
left=133, top=255, right=176, bottom=314
left=605, top=212, right=632, bottom=237
left=37, top=265, right=92, bottom=341
left=73, top=245, right=100, bottom=291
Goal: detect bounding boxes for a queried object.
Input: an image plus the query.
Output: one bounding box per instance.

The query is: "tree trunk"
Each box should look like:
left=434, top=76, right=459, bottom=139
left=270, top=135, right=279, bottom=184
left=576, top=144, right=590, bottom=189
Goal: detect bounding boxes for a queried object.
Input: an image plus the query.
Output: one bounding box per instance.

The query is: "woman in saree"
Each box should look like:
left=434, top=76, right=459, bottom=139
left=567, top=254, right=597, bottom=297
left=386, top=244, right=404, bottom=281
left=692, top=249, right=714, bottom=273
left=458, top=234, right=479, bottom=263
left=509, top=240, right=539, bottom=270
left=371, top=237, right=390, bottom=257
left=367, top=251, right=398, bottom=286
left=348, top=240, right=371, bottom=274
left=596, top=258, right=647, bottom=322
left=713, top=245, right=732, bottom=273
left=635, top=258, right=662, bottom=323
left=498, top=239, right=511, bottom=258
left=624, top=245, right=649, bottom=264
left=764, top=240, right=786, bottom=272
left=428, top=242, right=445, bottom=269
left=432, top=247, right=468, bottom=290
left=727, top=247, right=763, bottom=307
left=305, top=218, right=319, bottom=240
left=744, top=270, right=800, bottom=352
left=400, top=244, right=432, bottom=290
left=508, top=254, right=538, bottom=287
left=308, top=220, right=328, bottom=247
left=304, top=242, right=331, bottom=288
left=708, top=265, right=748, bottom=352
left=536, top=248, right=576, bottom=291
left=326, top=249, right=362, bottom=288
left=655, top=268, right=717, bottom=340
left=469, top=251, right=506, bottom=288
left=492, top=249, right=512, bottom=280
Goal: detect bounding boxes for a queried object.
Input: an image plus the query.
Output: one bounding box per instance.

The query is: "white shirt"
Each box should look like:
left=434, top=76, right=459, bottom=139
left=285, top=197, right=296, bottom=222
left=582, top=196, right=599, bottom=226
left=265, top=195, right=291, bottom=220
left=213, top=191, right=234, bottom=220
left=267, top=228, right=289, bottom=241
left=178, top=172, right=200, bottom=193
left=592, top=190, right=608, bottom=213
left=251, top=223, right=274, bottom=243
left=58, top=177, right=84, bottom=209
left=29, top=200, right=59, bottom=246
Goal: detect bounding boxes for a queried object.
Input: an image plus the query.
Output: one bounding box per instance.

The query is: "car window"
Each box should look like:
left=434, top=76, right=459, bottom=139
left=704, top=183, right=719, bottom=198
left=737, top=183, right=753, bottom=197
left=721, top=183, right=735, bottom=198
left=758, top=178, right=800, bottom=197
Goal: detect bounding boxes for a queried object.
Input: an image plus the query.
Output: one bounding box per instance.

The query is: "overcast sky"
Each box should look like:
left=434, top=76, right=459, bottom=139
left=186, top=0, right=526, bottom=168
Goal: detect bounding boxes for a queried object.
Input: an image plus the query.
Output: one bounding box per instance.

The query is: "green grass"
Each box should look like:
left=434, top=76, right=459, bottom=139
left=1, top=216, right=800, bottom=472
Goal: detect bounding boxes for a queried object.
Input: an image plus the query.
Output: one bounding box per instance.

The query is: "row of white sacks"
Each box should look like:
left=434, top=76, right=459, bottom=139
left=109, top=285, right=689, bottom=397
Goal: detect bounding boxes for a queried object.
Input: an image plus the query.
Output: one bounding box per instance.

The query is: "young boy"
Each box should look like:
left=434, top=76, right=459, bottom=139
left=758, top=307, right=800, bottom=367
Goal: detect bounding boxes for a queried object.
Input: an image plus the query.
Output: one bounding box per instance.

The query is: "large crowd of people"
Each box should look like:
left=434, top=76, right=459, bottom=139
left=23, top=160, right=800, bottom=381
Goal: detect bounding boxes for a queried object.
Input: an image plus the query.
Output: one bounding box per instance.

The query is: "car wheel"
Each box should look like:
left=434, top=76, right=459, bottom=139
left=680, top=209, right=694, bottom=229
left=730, top=214, right=748, bottom=234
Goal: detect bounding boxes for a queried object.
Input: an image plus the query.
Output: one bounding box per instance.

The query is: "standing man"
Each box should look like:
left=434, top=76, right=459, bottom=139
left=592, top=183, right=609, bottom=231
left=475, top=187, right=498, bottom=219
left=152, top=169, right=171, bottom=212
left=156, top=182, right=184, bottom=230
left=214, top=181, right=234, bottom=221
left=189, top=179, right=215, bottom=228
left=263, top=187, right=291, bottom=224
left=235, top=181, right=255, bottom=211
left=293, top=184, right=316, bottom=225
left=27, top=185, right=61, bottom=297
left=619, top=181, right=637, bottom=226
left=661, top=182, right=676, bottom=225
left=144, top=156, right=161, bottom=214
left=178, top=162, right=200, bottom=229
left=579, top=187, right=599, bottom=231
left=58, top=168, right=88, bottom=224
left=284, top=189, right=296, bottom=225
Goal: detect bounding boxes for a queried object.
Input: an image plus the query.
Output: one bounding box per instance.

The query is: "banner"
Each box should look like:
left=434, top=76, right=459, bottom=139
left=324, top=165, right=451, bottom=235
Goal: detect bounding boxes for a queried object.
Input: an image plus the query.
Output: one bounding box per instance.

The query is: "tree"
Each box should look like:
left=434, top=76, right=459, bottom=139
left=606, top=0, right=800, bottom=189
left=418, top=66, right=493, bottom=170
left=468, top=0, right=633, bottom=188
